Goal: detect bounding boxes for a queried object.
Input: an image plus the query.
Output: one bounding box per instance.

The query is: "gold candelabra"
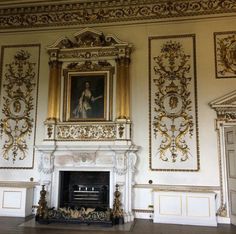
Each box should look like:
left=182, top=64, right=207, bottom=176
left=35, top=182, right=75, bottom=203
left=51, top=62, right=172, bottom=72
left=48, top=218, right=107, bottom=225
left=36, top=185, right=48, bottom=220
left=112, top=184, right=124, bottom=224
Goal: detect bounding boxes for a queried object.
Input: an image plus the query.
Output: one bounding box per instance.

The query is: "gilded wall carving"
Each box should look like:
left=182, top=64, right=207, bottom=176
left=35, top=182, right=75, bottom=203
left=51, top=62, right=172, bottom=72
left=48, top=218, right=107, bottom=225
left=56, top=124, right=116, bottom=141
left=0, top=0, right=235, bottom=30
left=153, top=41, right=193, bottom=163
left=149, top=35, right=199, bottom=171
left=215, top=31, right=236, bottom=78
left=0, top=45, right=40, bottom=169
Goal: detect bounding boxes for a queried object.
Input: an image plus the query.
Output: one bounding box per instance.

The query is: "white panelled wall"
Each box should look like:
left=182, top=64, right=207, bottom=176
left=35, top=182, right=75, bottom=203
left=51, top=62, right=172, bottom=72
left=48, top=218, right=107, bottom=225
left=0, top=13, right=236, bottom=225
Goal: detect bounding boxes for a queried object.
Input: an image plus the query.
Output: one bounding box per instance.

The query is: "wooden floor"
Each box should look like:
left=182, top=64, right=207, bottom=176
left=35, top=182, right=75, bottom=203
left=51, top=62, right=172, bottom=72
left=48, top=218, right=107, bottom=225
left=1, top=216, right=236, bottom=234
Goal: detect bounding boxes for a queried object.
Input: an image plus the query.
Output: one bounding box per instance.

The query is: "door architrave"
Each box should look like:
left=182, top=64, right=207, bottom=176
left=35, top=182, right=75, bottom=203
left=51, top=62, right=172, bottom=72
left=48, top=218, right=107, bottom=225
left=209, top=90, right=236, bottom=223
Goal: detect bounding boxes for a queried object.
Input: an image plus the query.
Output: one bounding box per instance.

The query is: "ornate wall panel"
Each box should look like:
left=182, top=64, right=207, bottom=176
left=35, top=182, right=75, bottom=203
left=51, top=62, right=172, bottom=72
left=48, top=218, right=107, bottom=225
left=0, top=0, right=235, bottom=30
left=0, top=44, right=40, bottom=169
left=149, top=35, right=200, bottom=171
left=214, top=31, right=236, bottom=79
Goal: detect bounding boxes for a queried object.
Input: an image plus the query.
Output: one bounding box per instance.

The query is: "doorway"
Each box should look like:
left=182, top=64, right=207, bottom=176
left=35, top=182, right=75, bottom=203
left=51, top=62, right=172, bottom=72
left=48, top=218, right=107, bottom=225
left=225, top=126, right=236, bottom=225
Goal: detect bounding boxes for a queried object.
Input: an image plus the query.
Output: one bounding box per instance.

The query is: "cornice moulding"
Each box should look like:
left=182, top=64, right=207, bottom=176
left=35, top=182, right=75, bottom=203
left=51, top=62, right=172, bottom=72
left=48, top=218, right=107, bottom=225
left=0, top=0, right=236, bottom=31
left=209, top=90, right=236, bottom=121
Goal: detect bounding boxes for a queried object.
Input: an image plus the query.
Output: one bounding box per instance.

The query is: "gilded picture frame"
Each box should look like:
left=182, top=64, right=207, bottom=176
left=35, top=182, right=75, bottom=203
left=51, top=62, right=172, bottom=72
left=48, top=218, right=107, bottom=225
left=64, top=71, right=111, bottom=122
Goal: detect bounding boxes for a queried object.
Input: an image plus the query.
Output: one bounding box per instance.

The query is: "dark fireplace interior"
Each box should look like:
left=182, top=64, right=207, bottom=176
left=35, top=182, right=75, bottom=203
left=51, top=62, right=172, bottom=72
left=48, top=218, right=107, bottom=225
left=59, top=171, right=110, bottom=209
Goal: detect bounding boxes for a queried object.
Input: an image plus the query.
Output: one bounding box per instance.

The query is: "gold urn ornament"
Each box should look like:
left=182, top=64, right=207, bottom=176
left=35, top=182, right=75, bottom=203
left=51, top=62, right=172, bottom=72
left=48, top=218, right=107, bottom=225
left=112, top=184, right=124, bottom=224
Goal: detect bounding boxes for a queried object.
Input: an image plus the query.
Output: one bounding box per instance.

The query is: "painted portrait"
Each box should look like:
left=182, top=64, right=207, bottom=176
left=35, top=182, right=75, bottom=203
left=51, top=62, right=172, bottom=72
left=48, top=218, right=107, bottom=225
left=66, top=73, right=107, bottom=121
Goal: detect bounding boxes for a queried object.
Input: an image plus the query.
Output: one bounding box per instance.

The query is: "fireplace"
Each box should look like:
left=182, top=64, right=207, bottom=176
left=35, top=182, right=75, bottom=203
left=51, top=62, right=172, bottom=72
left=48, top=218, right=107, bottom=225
left=59, top=171, right=109, bottom=209
left=35, top=28, right=139, bottom=223
left=37, top=143, right=139, bottom=222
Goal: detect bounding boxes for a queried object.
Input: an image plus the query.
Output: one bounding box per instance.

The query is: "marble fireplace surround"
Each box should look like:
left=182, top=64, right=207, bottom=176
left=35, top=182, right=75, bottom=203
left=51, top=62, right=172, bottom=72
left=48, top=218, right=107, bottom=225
left=36, top=142, right=139, bottom=222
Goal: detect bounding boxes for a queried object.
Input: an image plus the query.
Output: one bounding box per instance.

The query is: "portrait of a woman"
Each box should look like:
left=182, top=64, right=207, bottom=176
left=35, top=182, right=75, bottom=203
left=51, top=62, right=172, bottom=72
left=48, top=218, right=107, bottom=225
left=70, top=75, right=105, bottom=120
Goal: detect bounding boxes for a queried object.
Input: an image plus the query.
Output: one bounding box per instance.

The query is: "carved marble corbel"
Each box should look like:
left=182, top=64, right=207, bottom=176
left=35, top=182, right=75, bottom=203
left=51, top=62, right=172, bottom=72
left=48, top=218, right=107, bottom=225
left=114, top=152, right=127, bottom=176
left=127, top=150, right=137, bottom=173
left=38, top=150, right=55, bottom=175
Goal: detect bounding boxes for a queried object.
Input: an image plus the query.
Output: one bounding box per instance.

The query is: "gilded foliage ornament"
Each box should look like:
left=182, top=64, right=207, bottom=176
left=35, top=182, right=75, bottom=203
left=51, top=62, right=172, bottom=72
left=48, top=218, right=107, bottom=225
left=0, top=0, right=236, bottom=30
left=215, top=32, right=236, bottom=78
left=0, top=50, right=36, bottom=163
left=56, top=124, right=116, bottom=140
left=152, top=40, right=194, bottom=163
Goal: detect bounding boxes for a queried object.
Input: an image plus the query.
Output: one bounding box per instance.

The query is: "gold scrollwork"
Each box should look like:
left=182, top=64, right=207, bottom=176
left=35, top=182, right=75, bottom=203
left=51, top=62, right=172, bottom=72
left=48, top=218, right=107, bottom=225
left=56, top=124, right=116, bottom=140
left=0, top=50, right=36, bottom=162
left=216, top=33, right=236, bottom=77
left=152, top=41, right=193, bottom=163
left=0, top=0, right=236, bottom=30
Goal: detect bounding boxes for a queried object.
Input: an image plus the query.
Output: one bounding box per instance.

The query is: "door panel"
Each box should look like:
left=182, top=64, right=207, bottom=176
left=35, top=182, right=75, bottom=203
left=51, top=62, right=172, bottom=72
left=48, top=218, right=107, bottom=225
left=225, top=126, right=236, bottom=225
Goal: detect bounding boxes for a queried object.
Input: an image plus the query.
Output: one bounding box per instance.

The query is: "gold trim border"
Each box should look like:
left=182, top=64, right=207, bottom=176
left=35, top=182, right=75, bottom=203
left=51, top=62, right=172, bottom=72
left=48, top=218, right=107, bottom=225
left=148, top=34, right=200, bottom=172
left=0, top=0, right=236, bottom=30
left=0, top=44, right=41, bottom=170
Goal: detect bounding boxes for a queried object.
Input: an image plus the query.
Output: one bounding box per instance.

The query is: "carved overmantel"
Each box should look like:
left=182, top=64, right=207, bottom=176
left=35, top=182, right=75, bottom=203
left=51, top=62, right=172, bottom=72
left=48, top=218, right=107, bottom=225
left=209, top=90, right=236, bottom=219
left=44, top=27, right=133, bottom=142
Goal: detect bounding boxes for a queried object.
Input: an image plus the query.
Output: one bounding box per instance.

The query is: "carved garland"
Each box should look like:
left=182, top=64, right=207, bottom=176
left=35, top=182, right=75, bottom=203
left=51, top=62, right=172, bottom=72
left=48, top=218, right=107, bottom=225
left=56, top=124, right=116, bottom=141
left=0, top=0, right=235, bottom=29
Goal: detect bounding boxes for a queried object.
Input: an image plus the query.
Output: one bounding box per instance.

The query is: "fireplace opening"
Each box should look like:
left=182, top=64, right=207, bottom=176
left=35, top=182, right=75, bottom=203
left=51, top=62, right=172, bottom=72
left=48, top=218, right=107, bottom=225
left=59, top=171, right=110, bottom=209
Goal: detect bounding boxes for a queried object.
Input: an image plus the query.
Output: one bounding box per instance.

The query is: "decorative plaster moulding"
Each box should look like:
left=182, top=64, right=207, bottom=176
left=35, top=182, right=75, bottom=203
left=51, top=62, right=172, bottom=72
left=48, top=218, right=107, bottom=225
left=209, top=89, right=236, bottom=120
left=0, top=0, right=236, bottom=31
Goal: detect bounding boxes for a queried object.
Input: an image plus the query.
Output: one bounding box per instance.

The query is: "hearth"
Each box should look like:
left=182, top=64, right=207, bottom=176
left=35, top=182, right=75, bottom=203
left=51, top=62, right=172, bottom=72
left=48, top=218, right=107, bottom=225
left=37, top=143, right=139, bottom=222
left=59, top=171, right=109, bottom=209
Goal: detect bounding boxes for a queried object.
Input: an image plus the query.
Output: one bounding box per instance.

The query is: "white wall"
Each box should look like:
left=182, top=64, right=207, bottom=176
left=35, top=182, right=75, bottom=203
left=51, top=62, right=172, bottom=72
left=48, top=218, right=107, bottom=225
left=0, top=16, right=236, bottom=211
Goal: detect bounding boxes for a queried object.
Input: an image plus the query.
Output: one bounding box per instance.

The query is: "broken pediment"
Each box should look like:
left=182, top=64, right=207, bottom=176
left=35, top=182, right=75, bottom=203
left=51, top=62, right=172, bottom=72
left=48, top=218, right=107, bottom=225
left=46, top=27, right=132, bottom=61
left=47, top=27, right=129, bottom=49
